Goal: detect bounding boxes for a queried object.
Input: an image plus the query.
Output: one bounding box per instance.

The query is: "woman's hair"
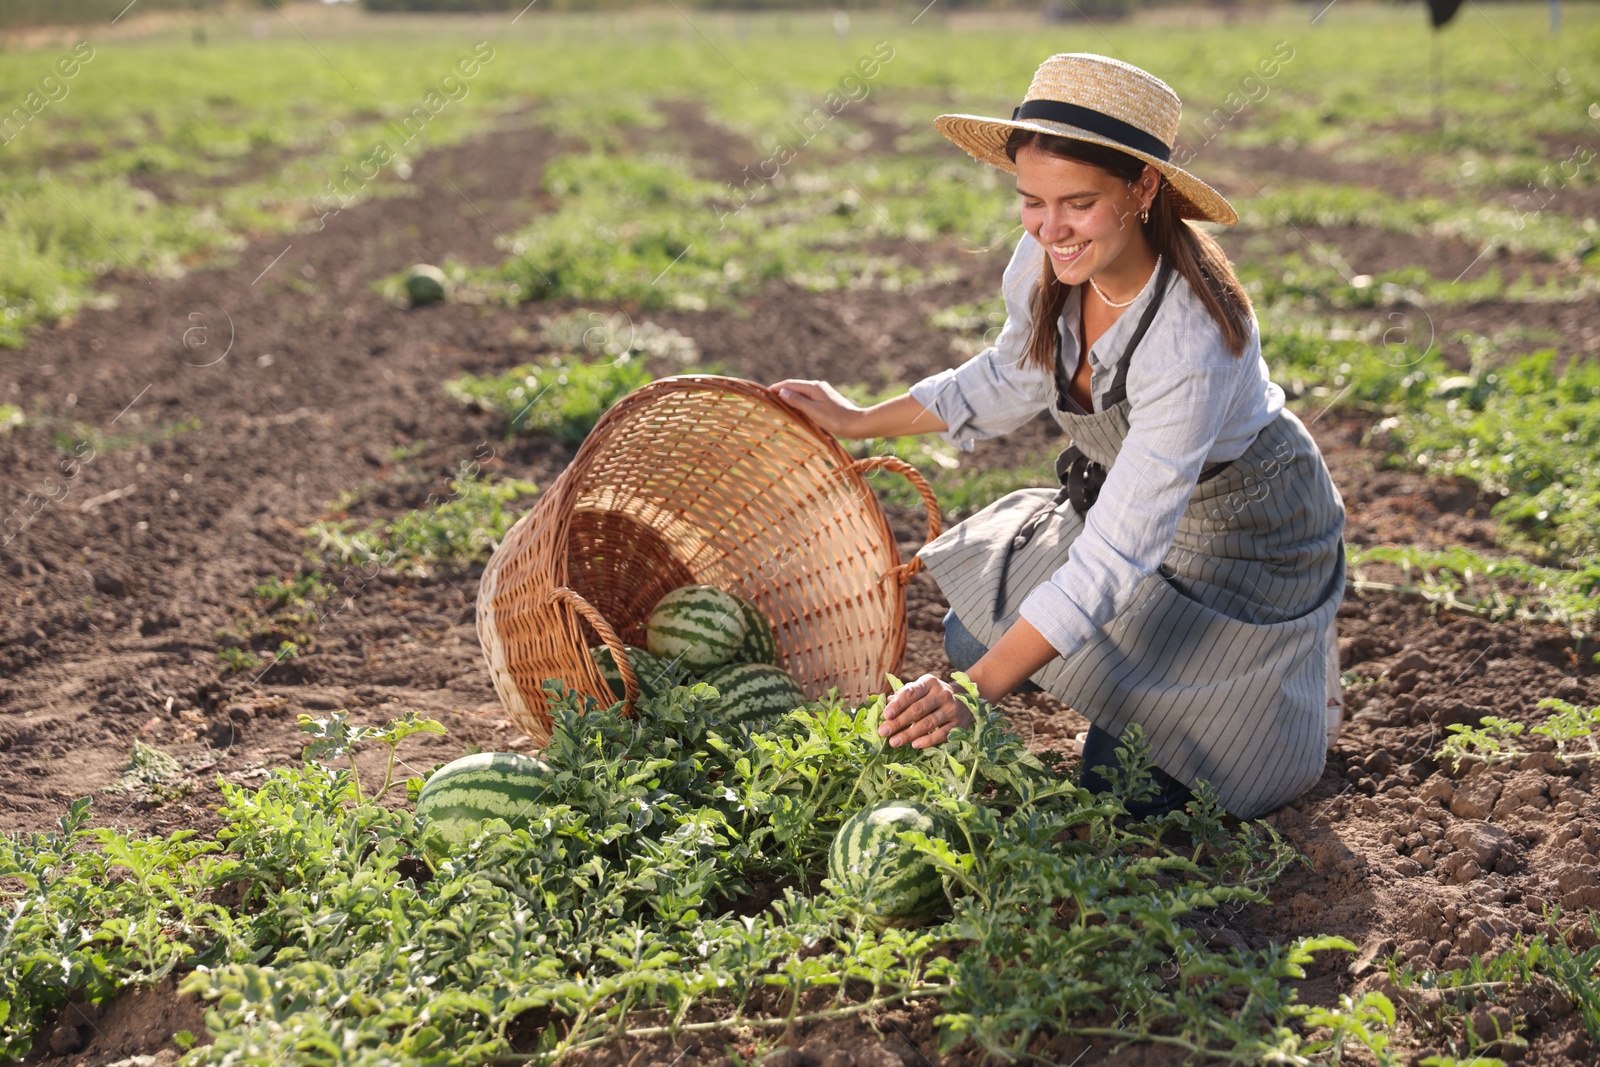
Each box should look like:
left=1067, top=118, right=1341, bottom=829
left=1004, top=129, right=1254, bottom=376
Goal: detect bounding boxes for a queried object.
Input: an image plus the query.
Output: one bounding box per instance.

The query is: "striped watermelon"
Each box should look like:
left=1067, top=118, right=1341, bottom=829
left=416, top=752, right=556, bottom=855
left=729, top=592, right=779, bottom=666
left=699, top=662, right=806, bottom=726
left=828, top=802, right=946, bottom=930
left=588, top=643, right=681, bottom=700
left=646, top=584, right=747, bottom=671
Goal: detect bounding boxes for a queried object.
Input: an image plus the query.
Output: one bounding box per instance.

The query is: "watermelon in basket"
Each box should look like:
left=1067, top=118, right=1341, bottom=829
left=475, top=375, right=941, bottom=748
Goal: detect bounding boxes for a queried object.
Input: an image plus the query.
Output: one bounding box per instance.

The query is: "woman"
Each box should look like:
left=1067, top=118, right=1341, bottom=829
left=772, top=53, right=1346, bottom=820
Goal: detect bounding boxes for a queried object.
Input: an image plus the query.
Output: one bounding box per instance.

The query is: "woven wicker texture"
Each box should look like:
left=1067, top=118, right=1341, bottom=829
left=477, top=374, right=941, bottom=748
left=933, top=52, right=1238, bottom=226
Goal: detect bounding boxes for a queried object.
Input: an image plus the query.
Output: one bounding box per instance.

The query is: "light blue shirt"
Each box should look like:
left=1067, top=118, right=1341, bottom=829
left=907, top=229, right=1285, bottom=661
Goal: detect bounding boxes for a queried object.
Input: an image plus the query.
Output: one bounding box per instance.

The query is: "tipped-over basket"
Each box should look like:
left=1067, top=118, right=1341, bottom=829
left=476, top=374, right=940, bottom=749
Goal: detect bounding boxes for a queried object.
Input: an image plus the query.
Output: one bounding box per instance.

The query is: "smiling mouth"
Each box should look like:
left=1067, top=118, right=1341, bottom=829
left=1049, top=241, right=1088, bottom=262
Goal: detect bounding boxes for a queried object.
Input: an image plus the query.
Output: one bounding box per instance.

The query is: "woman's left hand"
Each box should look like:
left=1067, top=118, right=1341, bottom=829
left=879, top=673, right=974, bottom=748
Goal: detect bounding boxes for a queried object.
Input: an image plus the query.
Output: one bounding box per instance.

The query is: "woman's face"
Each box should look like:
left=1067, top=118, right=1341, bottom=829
left=1014, top=142, right=1158, bottom=286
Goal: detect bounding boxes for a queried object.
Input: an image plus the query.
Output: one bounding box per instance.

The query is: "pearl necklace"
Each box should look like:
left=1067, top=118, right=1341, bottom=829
left=1088, top=254, right=1161, bottom=310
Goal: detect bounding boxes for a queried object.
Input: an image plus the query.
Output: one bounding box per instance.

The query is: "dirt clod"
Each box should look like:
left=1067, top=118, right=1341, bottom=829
left=816, top=1051, right=855, bottom=1067
left=762, top=1049, right=806, bottom=1067
left=1471, top=1003, right=1516, bottom=1044
left=1347, top=937, right=1394, bottom=978
left=851, top=1047, right=905, bottom=1067
left=47, top=1024, right=84, bottom=1056
left=1449, top=776, right=1503, bottom=819
left=1445, top=823, right=1512, bottom=867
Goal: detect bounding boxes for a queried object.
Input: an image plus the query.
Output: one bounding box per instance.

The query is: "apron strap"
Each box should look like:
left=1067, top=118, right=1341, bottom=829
left=990, top=261, right=1234, bottom=623
left=1104, top=257, right=1176, bottom=409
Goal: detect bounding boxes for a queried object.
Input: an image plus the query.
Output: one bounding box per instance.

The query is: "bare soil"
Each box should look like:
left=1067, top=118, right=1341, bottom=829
left=4, top=104, right=1599, bottom=1067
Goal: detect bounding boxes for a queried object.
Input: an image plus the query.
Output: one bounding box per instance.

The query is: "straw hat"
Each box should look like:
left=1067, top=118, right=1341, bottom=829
left=934, top=53, right=1237, bottom=226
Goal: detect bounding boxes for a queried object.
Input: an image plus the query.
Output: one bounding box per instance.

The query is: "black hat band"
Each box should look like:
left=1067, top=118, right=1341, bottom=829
left=1010, top=99, right=1172, bottom=162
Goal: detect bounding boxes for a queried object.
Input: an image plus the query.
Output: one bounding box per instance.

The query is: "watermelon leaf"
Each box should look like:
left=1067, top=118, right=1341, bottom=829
left=9, top=668, right=1336, bottom=1064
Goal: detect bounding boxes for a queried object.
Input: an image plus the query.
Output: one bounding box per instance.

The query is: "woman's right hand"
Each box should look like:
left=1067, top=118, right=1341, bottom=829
left=769, top=379, right=866, bottom=438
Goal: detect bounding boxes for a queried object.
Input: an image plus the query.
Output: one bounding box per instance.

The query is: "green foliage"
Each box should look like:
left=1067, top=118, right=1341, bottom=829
left=0, top=0, right=234, bottom=28
left=103, top=741, right=193, bottom=804
left=0, top=797, right=239, bottom=1061
left=1386, top=351, right=1600, bottom=560
left=362, top=0, right=526, bottom=11
left=1269, top=338, right=1600, bottom=562
left=1345, top=543, right=1600, bottom=652
left=49, top=415, right=203, bottom=456
left=868, top=446, right=1058, bottom=521
left=443, top=355, right=653, bottom=443
left=298, top=709, right=446, bottom=803
left=4, top=5, right=1598, bottom=346
left=1301, top=991, right=1399, bottom=1066
left=1235, top=182, right=1595, bottom=263
left=1260, top=329, right=1441, bottom=412
left=1437, top=698, right=1600, bottom=771
left=0, top=178, right=238, bottom=348
left=537, top=307, right=701, bottom=366
left=1437, top=716, right=1528, bottom=773
left=483, top=151, right=974, bottom=310
left=1382, top=915, right=1600, bottom=1061
left=304, top=471, right=539, bottom=575
left=0, top=686, right=1378, bottom=1064
left=216, top=570, right=334, bottom=674
left=216, top=646, right=263, bottom=673
left=927, top=294, right=1006, bottom=359
left=1243, top=255, right=1600, bottom=313
left=251, top=572, right=331, bottom=610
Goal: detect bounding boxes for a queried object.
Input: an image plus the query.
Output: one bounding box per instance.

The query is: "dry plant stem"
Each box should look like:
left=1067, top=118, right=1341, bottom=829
left=497, top=987, right=944, bottom=1064
left=1348, top=577, right=1591, bottom=640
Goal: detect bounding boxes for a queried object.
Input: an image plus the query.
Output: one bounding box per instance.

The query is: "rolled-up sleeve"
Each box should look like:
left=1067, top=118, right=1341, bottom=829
left=907, top=233, right=1054, bottom=452
left=1016, top=312, right=1252, bottom=660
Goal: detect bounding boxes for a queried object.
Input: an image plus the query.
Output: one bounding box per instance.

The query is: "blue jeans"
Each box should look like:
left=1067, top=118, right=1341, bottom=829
left=941, top=608, right=1194, bottom=817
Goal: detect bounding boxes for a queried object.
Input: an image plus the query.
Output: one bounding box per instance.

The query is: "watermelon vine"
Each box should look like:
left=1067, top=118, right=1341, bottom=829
left=1, top=678, right=1371, bottom=1064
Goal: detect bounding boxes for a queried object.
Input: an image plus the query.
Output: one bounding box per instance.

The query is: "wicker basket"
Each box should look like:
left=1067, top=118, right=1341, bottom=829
left=476, top=374, right=940, bottom=748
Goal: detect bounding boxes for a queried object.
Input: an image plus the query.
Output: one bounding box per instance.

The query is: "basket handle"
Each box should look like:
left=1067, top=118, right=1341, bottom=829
left=547, top=586, right=639, bottom=707
left=849, top=456, right=942, bottom=586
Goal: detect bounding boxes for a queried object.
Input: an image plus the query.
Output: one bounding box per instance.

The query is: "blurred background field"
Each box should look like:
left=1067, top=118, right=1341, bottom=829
left=2, top=1, right=1596, bottom=340
left=4, top=0, right=1598, bottom=551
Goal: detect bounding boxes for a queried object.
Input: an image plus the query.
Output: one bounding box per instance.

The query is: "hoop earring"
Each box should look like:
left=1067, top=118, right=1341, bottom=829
left=1139, top=205, right=1150, bottom=224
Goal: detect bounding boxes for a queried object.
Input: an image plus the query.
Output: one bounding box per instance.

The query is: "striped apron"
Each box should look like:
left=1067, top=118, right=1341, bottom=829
left=915, top=269, right=1346, bottom=819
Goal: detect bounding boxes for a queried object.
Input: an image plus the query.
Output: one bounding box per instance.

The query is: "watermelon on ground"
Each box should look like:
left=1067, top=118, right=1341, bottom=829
left=588, top=643, right=682, bottom=700
left=416, top=751, right=556, bottom=855
left=405, top=263, right=447, bottom=306
left=828, top=801, right=947, bottom=930
left=646, top=584, right=747, bottom=671
left=698, top=662, right=805, bottom=727
left=728, top=591, right=779, bottom=666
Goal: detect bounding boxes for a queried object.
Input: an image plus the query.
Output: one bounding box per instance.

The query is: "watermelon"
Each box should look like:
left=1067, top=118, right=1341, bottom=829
left=646, top=584, right=747, bottom=671
left=416, top=752, right=556, bottom=855
left=404, top=263, right=447, bottom=306
left=588, top=643, right=681, bottom=700
left=699, top=662, right=806, bottom=726
left=828, top=802, right=947, bottom=930
left=729, top=591, right=779, bottom=666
